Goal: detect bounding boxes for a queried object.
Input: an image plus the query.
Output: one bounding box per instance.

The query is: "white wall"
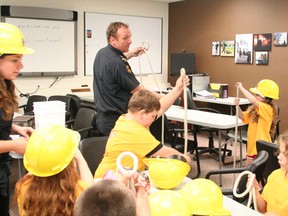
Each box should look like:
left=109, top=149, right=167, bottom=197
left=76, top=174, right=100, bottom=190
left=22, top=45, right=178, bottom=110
left=1, top=0, right=170, bottom=104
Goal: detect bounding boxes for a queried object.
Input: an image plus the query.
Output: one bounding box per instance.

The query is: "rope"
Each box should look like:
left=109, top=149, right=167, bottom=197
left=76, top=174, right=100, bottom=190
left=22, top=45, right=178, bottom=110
left=137, top=41, right=164, bottom=143
left=180, top=68, right=188, bottom=154
left=234, top=86, right=240, bottom=168
left=233, top=170, right=258, bottom=211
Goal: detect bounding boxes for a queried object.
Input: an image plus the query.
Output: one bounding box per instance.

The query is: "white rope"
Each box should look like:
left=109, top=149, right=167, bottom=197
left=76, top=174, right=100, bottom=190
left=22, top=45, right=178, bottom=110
left=180, top=68, right=188, bottom=155
left=233, top=171, right=258, bottom=211
left=234, top=86, right=239, bottom=168
left=137, top=41, right=164, bottom=143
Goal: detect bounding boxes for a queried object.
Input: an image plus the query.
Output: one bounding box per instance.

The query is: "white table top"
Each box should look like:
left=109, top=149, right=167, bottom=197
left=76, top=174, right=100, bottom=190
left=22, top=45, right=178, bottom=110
left=193, top=96, right=250, bottom=106
left=149, top=176, right=262, bottom=216
left=165, top=105, right=244, bottom=129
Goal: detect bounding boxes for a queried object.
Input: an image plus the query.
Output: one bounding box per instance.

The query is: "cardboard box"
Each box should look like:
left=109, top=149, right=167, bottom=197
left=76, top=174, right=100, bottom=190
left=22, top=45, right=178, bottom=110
left=208, top=83, right=228, bottom=98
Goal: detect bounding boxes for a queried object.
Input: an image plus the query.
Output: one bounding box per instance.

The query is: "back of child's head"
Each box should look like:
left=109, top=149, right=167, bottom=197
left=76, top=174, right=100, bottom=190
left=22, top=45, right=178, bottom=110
left=278, top=131, right=288, bottom=157
left=128, top=89, right=160, bottom=113
left=24, top=124, right=80, bottom=177
left=74, top=179, right=136, bottom=216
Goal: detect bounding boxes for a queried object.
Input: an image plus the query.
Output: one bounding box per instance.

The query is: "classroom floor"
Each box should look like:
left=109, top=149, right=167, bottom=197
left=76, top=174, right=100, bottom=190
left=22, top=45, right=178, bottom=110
left=8, top=132, right=246, bottom=215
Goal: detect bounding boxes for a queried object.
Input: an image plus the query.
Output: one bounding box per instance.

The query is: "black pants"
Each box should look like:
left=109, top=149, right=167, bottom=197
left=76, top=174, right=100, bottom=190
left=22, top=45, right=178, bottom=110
left=96, top=111, right=120, bottom=136
left=0, top=162, right=10, bottom=216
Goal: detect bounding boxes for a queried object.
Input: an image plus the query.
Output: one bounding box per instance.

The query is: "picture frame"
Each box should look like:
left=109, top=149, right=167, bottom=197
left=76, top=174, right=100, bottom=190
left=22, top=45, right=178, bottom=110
left=273, top=32, right=287, bottom=46
left=212, top=41, right=220, bottom=56
left=220, top=40, right=235, bottom=57
left=253, top=33, right=272, bottom=51
left=255, top=51, right=269, bottom=65
left=235, top=33, right=253, bottom=64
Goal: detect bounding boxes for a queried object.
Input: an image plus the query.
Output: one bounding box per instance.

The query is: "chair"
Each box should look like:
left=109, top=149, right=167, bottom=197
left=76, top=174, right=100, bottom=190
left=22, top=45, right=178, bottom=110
left=256, top=139, right=280, bottom=186
left=48, top=95, right=72, bottom=120
left=66, top=107, right=97, bottom=139
left=78, top=136, right=109, bottom=174
left=205, top=150, right=269, bottom=203
left=18, top=95, right=47, bottom=115
left=149, top=114, right=200, bottom=178
left=185, top=88, right=231, bottom=158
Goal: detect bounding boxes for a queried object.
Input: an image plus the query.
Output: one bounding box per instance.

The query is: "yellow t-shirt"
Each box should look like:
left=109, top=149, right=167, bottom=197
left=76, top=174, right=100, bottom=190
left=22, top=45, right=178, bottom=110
left=261, top=169, right=288, bottom=215
left=242, top=102, right=273, bottom=156
left=95, top=114, right=161, bottom=178
left=17, top=178, right=87, bottom=216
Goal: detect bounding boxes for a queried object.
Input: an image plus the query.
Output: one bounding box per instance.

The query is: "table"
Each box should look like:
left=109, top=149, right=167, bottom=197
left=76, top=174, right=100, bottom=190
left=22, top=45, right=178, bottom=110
left=193, top=96, right=250, bottom=115
left=150, top=176, right=262, bottom=216
left=165, top=106, right=246, bottom=182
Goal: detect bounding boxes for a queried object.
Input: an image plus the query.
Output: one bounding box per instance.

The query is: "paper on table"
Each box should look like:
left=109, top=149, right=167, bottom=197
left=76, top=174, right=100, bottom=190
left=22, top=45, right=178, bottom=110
left=194, top=90, right=216, bottom=99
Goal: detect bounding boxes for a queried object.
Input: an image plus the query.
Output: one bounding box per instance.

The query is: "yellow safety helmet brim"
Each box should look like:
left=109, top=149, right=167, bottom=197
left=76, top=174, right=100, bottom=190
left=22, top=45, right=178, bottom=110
left=0, top=22, right=34, bottom=55
left=24, top=125, right=80, bottom=177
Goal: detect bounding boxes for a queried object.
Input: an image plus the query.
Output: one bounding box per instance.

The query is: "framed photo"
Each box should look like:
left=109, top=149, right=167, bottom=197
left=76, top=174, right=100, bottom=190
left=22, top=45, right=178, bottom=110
left=220, top=40, right=235, bottom=57
left=235, top=34, right=253, bottom=64
left=255, top=51, right=269, bottom=65
left=274, top=32, right=287, bottom=46
left=253, top=33, right=272, bottom=51
left=212, top=41, right=220, bottom=56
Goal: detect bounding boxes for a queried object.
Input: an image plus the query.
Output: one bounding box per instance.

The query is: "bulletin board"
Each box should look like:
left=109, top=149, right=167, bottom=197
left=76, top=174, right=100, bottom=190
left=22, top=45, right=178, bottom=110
left=84, top=12, right=163, bottom=76
left=1, top=6, right=77, bottom=77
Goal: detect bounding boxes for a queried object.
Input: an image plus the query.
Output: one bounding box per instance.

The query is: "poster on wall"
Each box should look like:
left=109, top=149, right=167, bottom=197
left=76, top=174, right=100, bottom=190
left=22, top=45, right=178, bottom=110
left=273, top=32, right=287, bottom=46
left=235, top=34, right=253, bottom=64
left=212, top=41, right=220, bottom=56
left=253, top=33, right=272, bottom=51
left=255, top=51, right=269, bottom=65
left=220, top=40, right=235, bottom=57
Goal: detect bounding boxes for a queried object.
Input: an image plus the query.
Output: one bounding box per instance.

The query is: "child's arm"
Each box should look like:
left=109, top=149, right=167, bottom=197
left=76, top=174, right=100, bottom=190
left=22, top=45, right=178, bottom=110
left=74, top=148, right=94, bottom=185
left=248, top=175, right=267, bottom=213
left=136, top=186, right=151, bottom=216
left=236, top=82, right=259, bottom=107
left=234, top=98, right=244, bottom=119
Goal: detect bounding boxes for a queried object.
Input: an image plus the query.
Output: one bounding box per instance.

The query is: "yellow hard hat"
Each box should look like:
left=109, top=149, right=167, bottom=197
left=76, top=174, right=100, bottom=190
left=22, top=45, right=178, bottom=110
left=250, top=79, right=279, bottom=100
left=149, top=190, right=190, bottom=216
left=24, top=125, right=80, bottom=177
left=143, top=157, right=190, bottom=190
left=0, top=22, right=34, bottom=55
left=180, top=179, right=231, bottom=216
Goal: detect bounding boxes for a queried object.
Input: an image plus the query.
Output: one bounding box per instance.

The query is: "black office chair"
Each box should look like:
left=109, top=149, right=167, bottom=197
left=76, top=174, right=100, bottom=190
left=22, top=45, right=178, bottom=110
left=66, top=107, right=97, bottom=139
left=256, top=139, right=280, bottom=187
left=19, top=95, right=47, bottom=115
left=205, top=150, right=269, bottom=204
left=78, top=136, right=109, bottom=174
left=185, top=88, right=231, bottom=158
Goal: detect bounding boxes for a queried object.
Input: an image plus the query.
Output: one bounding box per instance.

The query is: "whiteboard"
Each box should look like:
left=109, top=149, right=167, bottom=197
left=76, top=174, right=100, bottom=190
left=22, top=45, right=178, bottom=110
left=84, top=12, right=162, bottom=76
left=5, top=17, right=76, bottom=76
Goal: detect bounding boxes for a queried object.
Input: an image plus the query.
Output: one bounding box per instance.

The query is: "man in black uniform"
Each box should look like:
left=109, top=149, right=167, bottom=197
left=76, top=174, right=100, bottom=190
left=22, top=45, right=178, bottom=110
left=93, top=22, right=145, bottom=136
left=93, top=22, right=189, bottom=136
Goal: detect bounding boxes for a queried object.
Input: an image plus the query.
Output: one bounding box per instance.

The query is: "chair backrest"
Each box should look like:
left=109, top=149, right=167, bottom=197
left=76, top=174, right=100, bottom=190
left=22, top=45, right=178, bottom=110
left=78, top=136, right=109, bottom=174
left=185, top=88, right=198, bottom=110
left=256, top=139, right=280, bottom=186
left=233, top=150, right=269, bottom=203
left=73, top=107, right=97, bottom=139
left=24, top=95, right=47, bottom=114
left=66, top=94, right=82, bottom=120
left=149, top=114, right=172, bottom=146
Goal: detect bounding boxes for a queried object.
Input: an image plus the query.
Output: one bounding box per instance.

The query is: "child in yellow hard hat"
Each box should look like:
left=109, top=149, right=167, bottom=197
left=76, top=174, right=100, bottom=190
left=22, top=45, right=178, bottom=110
left=235, top=79, right=279, bottom=166
left=15, top=125, right=94, bottom=216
